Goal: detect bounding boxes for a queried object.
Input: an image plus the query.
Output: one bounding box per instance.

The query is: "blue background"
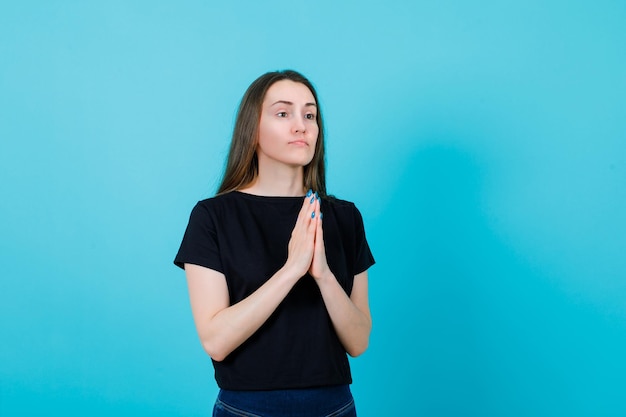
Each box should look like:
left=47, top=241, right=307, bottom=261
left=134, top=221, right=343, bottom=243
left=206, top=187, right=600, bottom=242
left=1, top=1, right=625, bottom=416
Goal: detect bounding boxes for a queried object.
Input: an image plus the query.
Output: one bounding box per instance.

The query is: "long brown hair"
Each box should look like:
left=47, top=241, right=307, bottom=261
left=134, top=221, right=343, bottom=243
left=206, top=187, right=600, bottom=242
left=216, top=70, right=327, bottom=196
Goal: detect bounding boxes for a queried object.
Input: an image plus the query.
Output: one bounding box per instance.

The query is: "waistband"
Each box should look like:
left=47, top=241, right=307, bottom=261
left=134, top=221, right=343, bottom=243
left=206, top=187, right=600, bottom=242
left=217, top=384, right=353, bottom=416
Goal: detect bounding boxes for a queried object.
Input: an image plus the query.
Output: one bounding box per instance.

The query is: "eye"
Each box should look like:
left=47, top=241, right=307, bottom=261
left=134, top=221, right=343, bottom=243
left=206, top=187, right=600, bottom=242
left=277, top=111, right=287, bottom=118
left=305, top=113, right=316, bottom=120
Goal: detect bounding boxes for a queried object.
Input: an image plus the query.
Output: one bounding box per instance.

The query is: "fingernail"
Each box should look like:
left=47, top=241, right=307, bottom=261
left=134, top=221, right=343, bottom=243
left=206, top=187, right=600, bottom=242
left=320, top=212, right=323, bottom=220
left=310, top=196, right=315, bottom=204
left=311, top=211, right=315, bottom=219
left=314, top=191, right=319, bottom=200
left=306, top=189, right=312, bottom=197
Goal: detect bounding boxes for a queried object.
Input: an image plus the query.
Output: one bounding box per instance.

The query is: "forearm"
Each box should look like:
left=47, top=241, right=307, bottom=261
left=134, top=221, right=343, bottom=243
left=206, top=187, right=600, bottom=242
left=316, top=273, right=372, bottom=357
left=197, top=266, right=300, bottom=361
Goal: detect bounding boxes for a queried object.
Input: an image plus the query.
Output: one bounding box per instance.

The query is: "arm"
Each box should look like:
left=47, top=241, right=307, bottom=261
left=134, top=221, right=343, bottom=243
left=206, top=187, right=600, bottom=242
left=185, top=263, right=301, bottom=362
left=314, top=270, right=372, bottom=357
left=309, top=203, right=372, bottom=357
left=185, top=194, right=318, bottom=362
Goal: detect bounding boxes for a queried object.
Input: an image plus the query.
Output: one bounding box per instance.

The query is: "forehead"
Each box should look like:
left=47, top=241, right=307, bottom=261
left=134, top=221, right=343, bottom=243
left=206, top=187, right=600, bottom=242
left=263, top=80, right=316, bottom=105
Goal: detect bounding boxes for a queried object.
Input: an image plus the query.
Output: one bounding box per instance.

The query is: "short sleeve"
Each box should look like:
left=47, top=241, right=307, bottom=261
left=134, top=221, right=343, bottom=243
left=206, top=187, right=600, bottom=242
left=352, top=204, right=375, bottom=275
left=173, top=202, right=224, bottom=273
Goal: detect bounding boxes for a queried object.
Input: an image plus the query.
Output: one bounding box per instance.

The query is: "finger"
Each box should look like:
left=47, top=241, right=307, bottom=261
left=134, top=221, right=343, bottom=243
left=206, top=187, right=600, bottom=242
left=308, top=198, right=318, bottom=235
left=306, top=191, right=318, bottom=218
left=315, top=202, right=324, bottom=246
left=316, top=193, right=322, bottom=221
left=294, top=191, right=315, bottom=232
left=308, top=198, right=322, bottom=239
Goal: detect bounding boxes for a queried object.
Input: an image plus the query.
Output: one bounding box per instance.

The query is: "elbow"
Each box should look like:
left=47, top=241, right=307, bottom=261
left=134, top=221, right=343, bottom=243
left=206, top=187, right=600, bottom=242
left=346, top=320, right=372, bottom=357
left=201, top=340, right=229, bottom=362
left=346, top=340, right=369, bottom=358
left=346, top=330, right=370, bottom=357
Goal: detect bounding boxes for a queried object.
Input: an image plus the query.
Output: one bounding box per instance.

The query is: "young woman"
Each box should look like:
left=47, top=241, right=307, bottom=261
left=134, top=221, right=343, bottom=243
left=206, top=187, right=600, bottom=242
left=174, top=70, right=375, bottom=417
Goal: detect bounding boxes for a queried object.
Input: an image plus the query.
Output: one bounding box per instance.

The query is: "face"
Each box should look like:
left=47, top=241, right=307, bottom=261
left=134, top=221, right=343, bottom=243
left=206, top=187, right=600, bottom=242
left=256, top=80, right=319, bottom=170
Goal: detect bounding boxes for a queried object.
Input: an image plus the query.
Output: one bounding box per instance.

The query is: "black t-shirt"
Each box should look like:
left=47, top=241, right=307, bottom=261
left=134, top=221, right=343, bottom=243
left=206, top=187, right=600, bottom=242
left=174, top=191, right=375, bottom=390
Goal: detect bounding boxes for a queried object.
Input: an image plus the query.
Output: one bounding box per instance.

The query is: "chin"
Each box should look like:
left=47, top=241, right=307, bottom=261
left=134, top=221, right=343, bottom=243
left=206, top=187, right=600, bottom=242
left=284, top=154, right=315, bottom=167
left=297, top=156, right=316, bottom=167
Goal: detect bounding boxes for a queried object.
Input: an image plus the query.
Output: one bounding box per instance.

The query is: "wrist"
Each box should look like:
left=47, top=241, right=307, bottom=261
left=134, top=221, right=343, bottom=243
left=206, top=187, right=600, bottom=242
left=279, top=263, right=307, bottom=283
left=313, top=269, right=335, bottom=285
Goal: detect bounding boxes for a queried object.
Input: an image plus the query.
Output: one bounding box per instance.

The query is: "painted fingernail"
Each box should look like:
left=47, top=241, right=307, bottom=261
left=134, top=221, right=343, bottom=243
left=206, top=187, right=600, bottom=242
left=310, top=196, right=315, bottom=204
left=311, top=211, right=315, bottom=219
left=314, top=191, right=319, bottom=200
left=306, top=189, right=312, bottom=197
left=320, top=212, right=323, bottom=220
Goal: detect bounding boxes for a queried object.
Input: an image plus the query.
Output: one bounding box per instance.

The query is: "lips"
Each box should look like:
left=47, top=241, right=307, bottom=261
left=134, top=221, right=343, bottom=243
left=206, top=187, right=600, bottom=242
left=288, top=140, right=309, bottom=146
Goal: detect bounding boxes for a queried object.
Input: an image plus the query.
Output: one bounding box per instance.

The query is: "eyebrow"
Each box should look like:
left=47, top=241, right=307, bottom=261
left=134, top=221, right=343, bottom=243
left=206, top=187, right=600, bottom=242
left=270, top=100, right=317, bottom=107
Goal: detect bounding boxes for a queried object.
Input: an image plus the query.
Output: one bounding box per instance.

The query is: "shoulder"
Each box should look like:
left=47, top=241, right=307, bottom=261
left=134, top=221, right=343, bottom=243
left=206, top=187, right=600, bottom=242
left=197, top=191, right=239, bottom=205
left=187, top=192, right=244, bottom=224
left=322, top=195, right=366, bottom=225
left=323, top=195, right=356, bottom=209
left=194, top=191, right=242, bottom=211
left=323, top=195, right=362, bottom=213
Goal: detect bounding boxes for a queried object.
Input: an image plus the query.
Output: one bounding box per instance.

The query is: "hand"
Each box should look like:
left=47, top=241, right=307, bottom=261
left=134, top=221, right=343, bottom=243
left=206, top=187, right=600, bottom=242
left=284, top=192, right=318, bottom=278
left=309, top=196, right=332, bottom=282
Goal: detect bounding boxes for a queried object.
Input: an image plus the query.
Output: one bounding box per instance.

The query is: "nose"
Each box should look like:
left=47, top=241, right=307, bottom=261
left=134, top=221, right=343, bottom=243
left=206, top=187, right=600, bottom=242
left=292, top=117, right=306, bottom=134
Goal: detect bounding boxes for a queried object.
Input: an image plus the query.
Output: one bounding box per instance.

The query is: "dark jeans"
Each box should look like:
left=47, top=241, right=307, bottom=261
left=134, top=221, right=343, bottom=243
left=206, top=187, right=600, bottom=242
left=212, top=385, right=357, bottom=417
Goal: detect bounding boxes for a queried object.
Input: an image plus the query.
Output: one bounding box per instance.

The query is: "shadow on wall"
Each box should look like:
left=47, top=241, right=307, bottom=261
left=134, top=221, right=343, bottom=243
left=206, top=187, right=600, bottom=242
left=361, top=143, right=626, bottom=417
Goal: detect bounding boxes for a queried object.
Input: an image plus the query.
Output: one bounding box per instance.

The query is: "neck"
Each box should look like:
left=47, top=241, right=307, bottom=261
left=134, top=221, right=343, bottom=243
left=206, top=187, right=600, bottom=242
left=241, top=164, right=306, bottom=197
